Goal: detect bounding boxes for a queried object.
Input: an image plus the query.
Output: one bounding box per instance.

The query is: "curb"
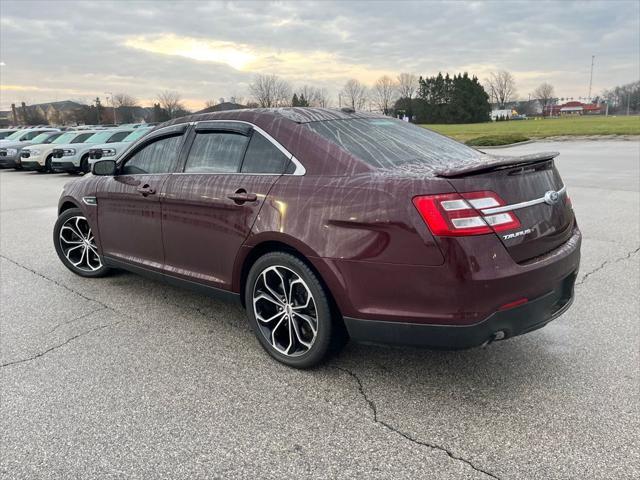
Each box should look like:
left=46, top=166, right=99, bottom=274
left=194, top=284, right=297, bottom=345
left=475, top=139, right=536, bottom=149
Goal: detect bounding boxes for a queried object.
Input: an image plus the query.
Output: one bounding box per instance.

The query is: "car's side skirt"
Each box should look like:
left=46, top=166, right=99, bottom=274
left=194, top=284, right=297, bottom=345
left=103, top=255, right=242, bottom=305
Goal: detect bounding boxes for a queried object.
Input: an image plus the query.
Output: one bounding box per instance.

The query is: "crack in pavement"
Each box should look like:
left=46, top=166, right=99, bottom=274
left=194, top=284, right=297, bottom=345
left=575, top=246, right=639, bottom=287
left=46, top=307, right=108, bottom=334
left=1, top=320, right=121, bottom=368
left=332, top=366, right=500, bottom=479
left=0, top=255, right=138, bottom=368
left=0, top=254, right=112, bottom=310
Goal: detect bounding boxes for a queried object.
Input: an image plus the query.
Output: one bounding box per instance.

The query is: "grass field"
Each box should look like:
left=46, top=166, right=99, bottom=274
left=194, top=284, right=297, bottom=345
left=422, top=115, right=640, bottom=143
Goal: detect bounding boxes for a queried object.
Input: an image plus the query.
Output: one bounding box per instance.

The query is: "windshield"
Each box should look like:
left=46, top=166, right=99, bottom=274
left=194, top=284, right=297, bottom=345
left=30, top=132, right=59, bottom=144
left=72, top=133, right=95, bottom=143
left=22, top=130, right=51, bottom=141
left=84, top=131, right=116, bottom=144
left=107, top=131, right=132, bottom=143
left=122, top=128, right=152, bottom=142
left=3, top=130, right=26, bottom=141
left=305, top=118, right=481, bottom=169
left=52, top=132, right=78, bottom=144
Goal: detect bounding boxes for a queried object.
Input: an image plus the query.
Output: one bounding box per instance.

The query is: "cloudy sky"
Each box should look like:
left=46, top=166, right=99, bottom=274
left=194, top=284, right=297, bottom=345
left=1, top=0, right=638, bottom=111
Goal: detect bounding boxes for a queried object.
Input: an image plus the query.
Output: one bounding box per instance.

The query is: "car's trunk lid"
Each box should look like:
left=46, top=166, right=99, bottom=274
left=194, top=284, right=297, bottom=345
left=440, top=153, right=574, bottom=263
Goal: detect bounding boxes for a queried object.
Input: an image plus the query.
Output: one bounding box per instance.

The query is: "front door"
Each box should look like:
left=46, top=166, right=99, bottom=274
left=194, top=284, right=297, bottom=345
left=97, top=129, right=186, bottom=271
left=162, top=122, right=292, bottom=290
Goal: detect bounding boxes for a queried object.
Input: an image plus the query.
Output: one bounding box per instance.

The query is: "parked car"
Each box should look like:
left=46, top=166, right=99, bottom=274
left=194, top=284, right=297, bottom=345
left=50, top=128, right=134, bottom=174
left=0, top=131, right=64, bottom=169
left=54, top=108, right=580, bottom=368
left=0, top=128, right=59, bottom=146
left=20, top=130, right=98, bottom=172
left=0, top=129, right=19, bottom=140
left=87, top=126, right=153, bottom=169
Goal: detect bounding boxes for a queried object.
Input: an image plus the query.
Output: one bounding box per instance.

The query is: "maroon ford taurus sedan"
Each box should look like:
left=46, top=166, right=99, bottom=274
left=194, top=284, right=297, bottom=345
left=54, top=108, right=580, bottom=368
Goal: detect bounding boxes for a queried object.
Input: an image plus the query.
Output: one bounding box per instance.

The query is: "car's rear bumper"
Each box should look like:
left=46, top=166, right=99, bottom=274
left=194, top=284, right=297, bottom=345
left=343, top=268, right=577, bottom=348
left=51, top=161, right=77, bottom=171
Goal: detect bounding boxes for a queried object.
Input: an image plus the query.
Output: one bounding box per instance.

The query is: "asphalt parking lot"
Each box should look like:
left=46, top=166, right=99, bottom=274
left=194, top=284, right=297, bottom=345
left=1, top=140, right=638, bottom=479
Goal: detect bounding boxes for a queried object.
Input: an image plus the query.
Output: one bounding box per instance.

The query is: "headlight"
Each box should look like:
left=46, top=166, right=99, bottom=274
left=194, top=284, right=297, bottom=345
left=102, top=148, right=117, bottom=157
left=29, top=149, right=40, bottom=155
left=63, top=148, right=76, bottom=156
left=6, top=148, right=17, bottom=156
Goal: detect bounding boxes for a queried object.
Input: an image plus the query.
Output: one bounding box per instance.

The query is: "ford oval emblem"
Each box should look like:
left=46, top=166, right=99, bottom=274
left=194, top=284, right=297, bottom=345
left=544, top=190, right=560, bottom=205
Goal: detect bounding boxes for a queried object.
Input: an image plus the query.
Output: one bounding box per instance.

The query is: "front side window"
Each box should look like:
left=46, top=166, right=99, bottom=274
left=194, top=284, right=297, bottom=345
left=121, top=135, right=183, bottom=175
left=241, top=132, right=289, bottom=174
left=184, top=132, right=249, bottom=173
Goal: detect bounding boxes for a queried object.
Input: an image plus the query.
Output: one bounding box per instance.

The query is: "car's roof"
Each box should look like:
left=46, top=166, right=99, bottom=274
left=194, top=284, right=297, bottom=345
left=157, top=107, right=383, bottom=130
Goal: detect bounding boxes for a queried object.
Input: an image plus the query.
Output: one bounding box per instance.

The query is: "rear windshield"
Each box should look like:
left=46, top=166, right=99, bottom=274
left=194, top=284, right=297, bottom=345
left=305, top=118, right=481, bottom=169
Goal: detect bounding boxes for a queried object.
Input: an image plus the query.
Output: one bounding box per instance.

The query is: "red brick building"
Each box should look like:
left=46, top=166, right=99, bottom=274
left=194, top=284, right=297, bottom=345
left=543, top=101, right=603, bottom=116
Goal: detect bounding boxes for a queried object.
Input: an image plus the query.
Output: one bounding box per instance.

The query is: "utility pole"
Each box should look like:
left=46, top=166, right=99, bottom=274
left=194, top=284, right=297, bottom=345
left=627, top=92, right=631, bottom=116
left=587, top=55, right=595, bottom=101
left=105, top=92, right=117, bottom=125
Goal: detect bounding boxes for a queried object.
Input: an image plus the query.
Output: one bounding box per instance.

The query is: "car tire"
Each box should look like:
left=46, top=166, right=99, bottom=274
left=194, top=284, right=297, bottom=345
left=80, top=155, right=90, bottom=174
left=53, top=208, right=111, bottom=278
left=41, top=154, right=53, bottom=173
left=245, top=252, right=342, bottom=368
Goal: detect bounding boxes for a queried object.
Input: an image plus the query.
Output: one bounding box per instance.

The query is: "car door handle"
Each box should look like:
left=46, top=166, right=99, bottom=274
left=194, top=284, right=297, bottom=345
left=227, top=190, right=257, bottom=204
left=137, top=184, right=156, bottom=197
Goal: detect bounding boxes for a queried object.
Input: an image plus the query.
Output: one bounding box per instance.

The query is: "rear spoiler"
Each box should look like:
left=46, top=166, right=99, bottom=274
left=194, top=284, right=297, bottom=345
left=435, top=151, right=559, bottom=178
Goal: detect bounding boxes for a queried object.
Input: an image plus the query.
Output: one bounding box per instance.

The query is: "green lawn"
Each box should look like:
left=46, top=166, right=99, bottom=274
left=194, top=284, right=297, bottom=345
left=422, top=116, right=640, bottom=142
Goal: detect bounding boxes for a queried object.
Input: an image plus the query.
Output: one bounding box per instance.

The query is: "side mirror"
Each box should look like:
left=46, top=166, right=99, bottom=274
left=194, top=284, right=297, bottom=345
left=92, top=159, right=116, bottom=176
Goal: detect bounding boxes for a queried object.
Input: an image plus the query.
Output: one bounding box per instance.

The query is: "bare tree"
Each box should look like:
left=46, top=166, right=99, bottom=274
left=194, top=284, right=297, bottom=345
left=113, top=93, right=138, bottom=108
left=373, top=75, right=398, bottom=115
left=204, top=99, right=217, bottom=109
left=248, top=74, right=292, bottom=107
left=533, top=82, right=556, bottom=117
left=341, top=79, right=368, bottom=110
left=273, top=77, right=292, bottom=107
left=485, top=70, right=517, bottom=107
left=157, top=90, right=184, bottom=119
left=397, top=73, right=418, bottom=100
left=315, top=87, right=330, bottom=108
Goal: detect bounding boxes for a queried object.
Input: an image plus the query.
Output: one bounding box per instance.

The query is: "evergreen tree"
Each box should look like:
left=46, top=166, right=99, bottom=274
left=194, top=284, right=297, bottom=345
left=291, top=93, right=300, bottom=107
left=413, top=72, right=490, bottom=124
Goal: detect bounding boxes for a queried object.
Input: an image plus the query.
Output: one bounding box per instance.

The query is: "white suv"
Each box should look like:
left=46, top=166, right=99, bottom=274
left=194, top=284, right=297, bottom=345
left=51, top=128, right=134, bottom=174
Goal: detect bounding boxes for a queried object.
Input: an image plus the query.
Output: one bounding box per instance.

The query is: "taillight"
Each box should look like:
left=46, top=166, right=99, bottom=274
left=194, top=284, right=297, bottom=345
left=412, top=191, right=520, bottom=236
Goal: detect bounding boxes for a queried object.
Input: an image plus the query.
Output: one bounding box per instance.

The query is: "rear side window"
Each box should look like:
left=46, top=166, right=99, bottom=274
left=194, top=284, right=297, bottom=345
left=121, top=135, right=182, bottom=175
left=184, top=132, right=249, bottom=173
left=306, top=118, right=480, bottom=169
left=241, top=133, right=289, bottom=174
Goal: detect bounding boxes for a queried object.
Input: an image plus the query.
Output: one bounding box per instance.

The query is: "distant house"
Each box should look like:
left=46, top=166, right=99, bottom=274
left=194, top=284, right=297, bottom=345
left=194, top=102, right=247, bottom=114
left=544, top=101, right=603, bottom=116
left=490, top=109, right=516, bottom=120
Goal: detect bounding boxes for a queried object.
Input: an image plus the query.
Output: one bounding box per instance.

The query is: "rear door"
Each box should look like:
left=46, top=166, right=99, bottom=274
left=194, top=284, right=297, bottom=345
left=446, top=159, right=574, bottom=263
left=96, top=125, right=187, bottom=271
left=161, top=121, right=292, bottom=290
